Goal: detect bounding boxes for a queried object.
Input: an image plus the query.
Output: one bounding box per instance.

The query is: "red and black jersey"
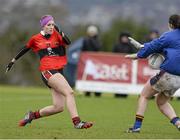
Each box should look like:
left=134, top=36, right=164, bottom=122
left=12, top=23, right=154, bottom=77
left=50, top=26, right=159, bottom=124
left=26, top=29, right=67, bottom=71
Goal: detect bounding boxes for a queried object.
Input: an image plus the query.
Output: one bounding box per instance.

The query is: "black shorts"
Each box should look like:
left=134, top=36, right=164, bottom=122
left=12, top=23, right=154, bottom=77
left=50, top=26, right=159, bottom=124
left=41, top=69, right=64, bottom=88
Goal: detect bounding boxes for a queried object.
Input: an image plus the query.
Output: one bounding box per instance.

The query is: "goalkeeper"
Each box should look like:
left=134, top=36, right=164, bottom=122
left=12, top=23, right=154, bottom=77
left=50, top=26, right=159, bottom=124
left=126, top=14, right=180, bottom=133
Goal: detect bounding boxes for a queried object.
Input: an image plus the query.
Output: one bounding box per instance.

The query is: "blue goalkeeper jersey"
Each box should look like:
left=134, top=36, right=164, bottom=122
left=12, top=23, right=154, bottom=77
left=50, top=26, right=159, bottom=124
left=137, top=29, right=180, bottom=76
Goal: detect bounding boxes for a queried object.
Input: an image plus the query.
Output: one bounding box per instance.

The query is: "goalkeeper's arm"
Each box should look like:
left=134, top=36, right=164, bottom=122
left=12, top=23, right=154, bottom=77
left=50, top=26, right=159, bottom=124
left=128, top=37, right=144, bottom=49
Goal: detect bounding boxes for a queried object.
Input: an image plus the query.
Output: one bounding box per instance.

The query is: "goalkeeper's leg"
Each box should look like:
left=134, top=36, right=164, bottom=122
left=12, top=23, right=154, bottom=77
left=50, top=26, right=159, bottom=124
left=156, top=93, right=180, bottom=131
left=127, top=81, right=157, bottom=133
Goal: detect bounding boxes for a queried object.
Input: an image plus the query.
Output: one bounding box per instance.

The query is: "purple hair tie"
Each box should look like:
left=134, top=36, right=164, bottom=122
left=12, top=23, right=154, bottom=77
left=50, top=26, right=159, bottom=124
left=40, top=15, right=54, bottom=27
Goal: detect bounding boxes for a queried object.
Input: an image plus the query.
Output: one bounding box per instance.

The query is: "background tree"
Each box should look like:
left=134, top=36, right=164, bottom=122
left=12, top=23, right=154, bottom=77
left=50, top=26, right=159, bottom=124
left=101, top=18, right=149, bottom=52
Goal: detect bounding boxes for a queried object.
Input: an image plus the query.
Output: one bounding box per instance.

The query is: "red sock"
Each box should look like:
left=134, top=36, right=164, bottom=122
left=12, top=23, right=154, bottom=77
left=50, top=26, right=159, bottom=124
left=72, top=116, right=81, bottom=125
left=33, top=110, right=41, bottom=119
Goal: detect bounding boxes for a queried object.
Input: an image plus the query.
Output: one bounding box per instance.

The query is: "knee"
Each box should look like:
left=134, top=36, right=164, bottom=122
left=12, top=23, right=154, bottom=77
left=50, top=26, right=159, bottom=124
left=69, top=91, right=74, bottom=95
left=156, top=97, right=163, bottom=107
left=140, top=93, right=150, bottom=100
left=64, top=90, right=74, bottom=97
left=54, top=105, right=64, bottom=113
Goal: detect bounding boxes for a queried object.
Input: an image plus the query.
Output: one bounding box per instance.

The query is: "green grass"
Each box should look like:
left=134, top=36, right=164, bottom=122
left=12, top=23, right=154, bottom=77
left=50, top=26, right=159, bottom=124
left=0, top=85, right=180, bottom=139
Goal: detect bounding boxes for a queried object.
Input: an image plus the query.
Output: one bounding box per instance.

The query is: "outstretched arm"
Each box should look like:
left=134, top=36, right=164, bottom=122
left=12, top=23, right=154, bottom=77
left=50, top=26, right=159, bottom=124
left=125, top=37, right=143, bottom=60
left=6, top=46, right=30, bottom=73
left=125, top=53, right=138, bottom=59
left=128, top=37, right=144, bottom=49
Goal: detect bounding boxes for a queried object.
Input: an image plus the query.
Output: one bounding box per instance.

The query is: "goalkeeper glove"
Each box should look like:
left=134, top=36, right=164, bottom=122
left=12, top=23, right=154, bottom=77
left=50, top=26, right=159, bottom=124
left=128, top=37, right=144, bottom=49
left=125, top=53, right=138, bottom=59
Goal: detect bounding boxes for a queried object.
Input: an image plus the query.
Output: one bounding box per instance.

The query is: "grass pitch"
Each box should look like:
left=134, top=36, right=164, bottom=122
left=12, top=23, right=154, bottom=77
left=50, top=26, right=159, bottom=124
left=0, top=85, right=180, bottom=139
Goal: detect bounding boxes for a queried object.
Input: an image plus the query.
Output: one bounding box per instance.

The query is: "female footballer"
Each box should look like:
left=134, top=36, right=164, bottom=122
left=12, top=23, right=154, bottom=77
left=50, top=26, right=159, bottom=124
left=126, top=14, right=180, bottom=133
left=6, top=15, right=93, bottom=129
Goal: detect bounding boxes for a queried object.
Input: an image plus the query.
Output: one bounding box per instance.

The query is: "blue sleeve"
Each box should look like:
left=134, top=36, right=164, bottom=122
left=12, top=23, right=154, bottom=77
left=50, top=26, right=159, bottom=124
left=137, top=33, right=169, bottom=58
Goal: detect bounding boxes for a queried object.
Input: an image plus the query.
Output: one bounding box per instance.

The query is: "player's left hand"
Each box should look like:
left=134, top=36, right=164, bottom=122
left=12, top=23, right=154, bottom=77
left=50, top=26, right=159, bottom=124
left=125, top=53, right=138, bottom=59
left=54, top=25, right=71, bottom=45
left=60, top=31, right=71, bottom=45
